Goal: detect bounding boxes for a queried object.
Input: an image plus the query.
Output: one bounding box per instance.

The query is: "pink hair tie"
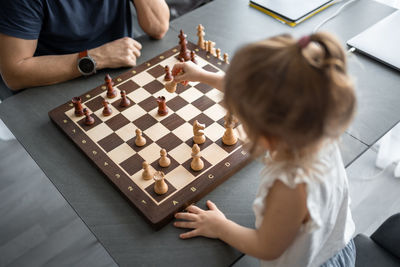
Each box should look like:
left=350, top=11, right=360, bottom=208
left=298, top=35, right=311, bottom=49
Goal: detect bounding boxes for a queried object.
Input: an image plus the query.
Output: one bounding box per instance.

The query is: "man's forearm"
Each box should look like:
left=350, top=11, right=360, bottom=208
left=2, top=53, right=81, bottom=90
left=133, top=0, right=169, bottom=39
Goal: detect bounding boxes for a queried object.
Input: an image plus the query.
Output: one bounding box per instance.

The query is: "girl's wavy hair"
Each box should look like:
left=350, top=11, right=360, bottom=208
left=224, top=32, right=356, bottom=163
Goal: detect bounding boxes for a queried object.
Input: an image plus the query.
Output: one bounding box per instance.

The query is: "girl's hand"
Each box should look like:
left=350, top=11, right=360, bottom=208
left=171, top=61, right=209, bottom=83
left=174, top=200, right=227, bottom=239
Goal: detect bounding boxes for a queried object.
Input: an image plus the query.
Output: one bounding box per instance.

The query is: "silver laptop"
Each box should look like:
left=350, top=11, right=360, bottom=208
left=347, top=10, right=400, bottom=71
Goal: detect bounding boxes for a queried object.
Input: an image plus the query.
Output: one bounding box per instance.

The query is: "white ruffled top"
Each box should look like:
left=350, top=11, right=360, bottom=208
left=253, top=141, right=355, bottom=267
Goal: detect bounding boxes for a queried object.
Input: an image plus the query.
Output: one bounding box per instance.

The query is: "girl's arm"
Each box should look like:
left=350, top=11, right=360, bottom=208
left=172, top=61, right=225, bottom=91
left=174, top=180, right=309, bottom=261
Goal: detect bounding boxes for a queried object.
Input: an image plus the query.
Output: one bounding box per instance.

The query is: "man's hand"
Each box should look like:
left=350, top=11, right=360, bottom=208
left=174, top=200, right=228, bottom=239
left=90, top=37, right=142, bottom=69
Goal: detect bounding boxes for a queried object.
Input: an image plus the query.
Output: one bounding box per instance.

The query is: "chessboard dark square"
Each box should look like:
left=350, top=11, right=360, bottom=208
left=77, top=114, right=102, bottom=131
left=132, top=113, right=158, bottom=131
left=175, top=83, right=191, bottom=94
left=150, top=156, right=180, bottom=175
left=138, top=96, right=158, bottom=112
left=118, top=80, right=140, bottom=94
left=160, top=113, right=186, bottom=131
left=215, top=138, right=242, bottom=153
left=111, top=96, right=135, bottom=112
left=203, top=64, right=219, bottom=73
left=145, top=179, right=177, bottom=203
left=143, top=80, right=164, bottom=94
left=98, top=133, right=125, bottom=153
left=84, top=96, right=105, bottom=112
left=167, top=96, right=188, bottom=112
left=105, top=113, right=130, bottom=131
left=191, top=95, right=216, bottom=112
left=182, top=157, right=212, bottom=177
left=147, top=65, right=165, bottom=78
left=126, top=132, right=154, bottom=152
left=194, top=83, right=214, bottom=94
left=120, top=153, right=145, bottom=176
left=188, top=113, right=214, bottom=128
left=185, top=137, right=213, bottom=151
left=156, top=132, right=182, bottom=151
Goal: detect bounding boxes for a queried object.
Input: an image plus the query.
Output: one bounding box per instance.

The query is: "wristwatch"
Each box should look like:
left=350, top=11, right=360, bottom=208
left=77, top=50, right=96, bottom=76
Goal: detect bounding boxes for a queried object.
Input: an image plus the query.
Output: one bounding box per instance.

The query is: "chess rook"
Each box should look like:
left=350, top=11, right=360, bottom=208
left=191, top=144, right=204, bottom=171
left=142, top=161, right=153, bottom=180
left=105, top=74, right=117, bottom=98
left=72, top=97, right=84, bottom=117
left=135, top=129, right=146, bottom=147
left=159, top=148, right=171, bottom=167
left=83, top=108, right=94, bottom=126
left=193, top=120, right=206, bottom=144
left=157, top=96, right=168, bottom=116
left=119, top=90, right=131, bottom=107
left=102, top=100, right=112, bottom=116
left=154, top=171, right=168, bottom=195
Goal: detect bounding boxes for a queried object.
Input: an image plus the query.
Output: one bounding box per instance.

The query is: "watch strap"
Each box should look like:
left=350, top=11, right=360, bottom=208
left=79, top=50, right=88, bottom=58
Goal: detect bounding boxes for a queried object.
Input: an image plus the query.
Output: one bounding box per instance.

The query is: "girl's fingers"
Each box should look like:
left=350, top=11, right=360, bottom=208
left=206, top=200, right=218, bottom=211
left=180, top=229, right=199, bottom=239
left=186, top=205, right=203, bottom=214
left=175, top=212, right=197, bottom=221
left=174, top=221, right=196, bottom=229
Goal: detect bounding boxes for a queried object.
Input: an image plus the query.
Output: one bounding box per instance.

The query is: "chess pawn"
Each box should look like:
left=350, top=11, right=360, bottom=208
left=222, top=114, right=238, bottom=145
left=154, top=171, right=168, bottom=195
left=164, top=65, right=173, bottom=81
left=165, top=81, right=177, bottom=93
left=216, top=48, right=221, bottom=60
left=83, top=108, right=94, bottom=126
left=102, top=100, right=112, bottom=116
left=193, top=120, right=206, bottom=144
left=105, top=74, right=117, bottom=98
left=119, top=90, right=131, bottom=107
left=205, top=41, right=210, bottom=52
left=159, top=148, right=171, bottom=167
left=142, top=161, right=153, bottom=180
left=135, top=129, right=146, bottom=147
left=223, top=53, right=230, bottom=64
left=157, top=96, right=168, bottom=116
left=209, top=41, right=216, bottom=56
left=72, top=96, right=84, bottom=116
left=191, top=144, right=204, bottom=171
left=190, top=51, right=197, bottom=64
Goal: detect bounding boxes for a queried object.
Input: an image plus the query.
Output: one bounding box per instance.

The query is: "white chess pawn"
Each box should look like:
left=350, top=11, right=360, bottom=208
left=154, top=171, right=168, bottom=195
left=135, top=129, right=146, bottom=147
left=191, top=144, right=204, bottom=171
left=159, top=148, right=171, bottom=167
left=142, top=161, right=153, bottom=180
left=222, top=114, right=238, bottom=146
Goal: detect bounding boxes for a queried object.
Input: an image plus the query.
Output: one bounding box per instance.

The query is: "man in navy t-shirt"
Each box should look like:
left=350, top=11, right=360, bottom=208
left=0, top=0, right=169, bottom=90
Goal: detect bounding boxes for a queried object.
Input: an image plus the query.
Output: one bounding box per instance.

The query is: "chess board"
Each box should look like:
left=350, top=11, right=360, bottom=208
left=49, top=42, right=251, bottom=229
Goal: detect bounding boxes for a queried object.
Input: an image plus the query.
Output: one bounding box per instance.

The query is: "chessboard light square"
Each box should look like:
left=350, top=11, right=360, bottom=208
left=203, top=104, right=226, bottom=121
left=107, top=143, right=136, bottom=164
left=169, top=143, right=192, bottom=164
left=201, top=143, right=229, bottom=165
left=127, top=88, right=151, bottom=103
left=153, top=89, right=177, bottom=102
left=130, top=171, right=155, bottom=191
left=93, top=105, right=119, bottom=122
left=132, top=71, right=154, bottom=87
left=172, top=122, right=193, bottom=142
left=86, top=123, right=114, bottom=142
left=121, top=104, right=147, bottom=122
left=159, top=55, right=179, bottom=68
left=137, top=142, right=162, bottom=164
left=179, top=88, right=203, bottom=103
left=166, top=165, right=196, bottom=191
left=115, top=123, right=137, bottom=142
left=204, top=122, right=226, bottom=142
left=175, top=104, right=201, bottom=121
left=148, top=107, right=173, bottom=121
left=205, top=88, right=224, bottom=103
left=143, top=123, right=170, bottom=142
left=65, top=107, right=88, bottom=122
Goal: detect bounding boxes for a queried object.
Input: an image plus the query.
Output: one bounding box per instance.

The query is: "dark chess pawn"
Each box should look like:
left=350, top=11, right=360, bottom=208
left=190, top=51, right=197, bottom=64
left=83, top=108, right=95, bottom=125
left=157, top=96, right=168, bottom=116
left=164, top=65, right=173, bottom=81
left=102, top=100, right=112, bottom=116
left=119, top=90, right=131, bottom=107
left=105, top=74, right=117, bottom=98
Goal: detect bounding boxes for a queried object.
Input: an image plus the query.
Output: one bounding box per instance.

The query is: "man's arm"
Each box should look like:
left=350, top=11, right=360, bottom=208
left=0, top=34, right=141, bottom=90
left=133, top=0, right=170, bottom=39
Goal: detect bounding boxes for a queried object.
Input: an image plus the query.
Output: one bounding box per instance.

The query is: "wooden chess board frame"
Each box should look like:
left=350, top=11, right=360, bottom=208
left=49, top=42, right=251, bottom=229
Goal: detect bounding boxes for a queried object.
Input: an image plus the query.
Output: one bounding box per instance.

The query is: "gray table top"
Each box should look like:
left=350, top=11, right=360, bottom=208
left=0, top=0, right=397, bottom=265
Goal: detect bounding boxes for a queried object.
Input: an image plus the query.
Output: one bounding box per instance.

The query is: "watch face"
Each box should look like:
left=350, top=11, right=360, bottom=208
left=79, top=58, right=95, bottom=74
